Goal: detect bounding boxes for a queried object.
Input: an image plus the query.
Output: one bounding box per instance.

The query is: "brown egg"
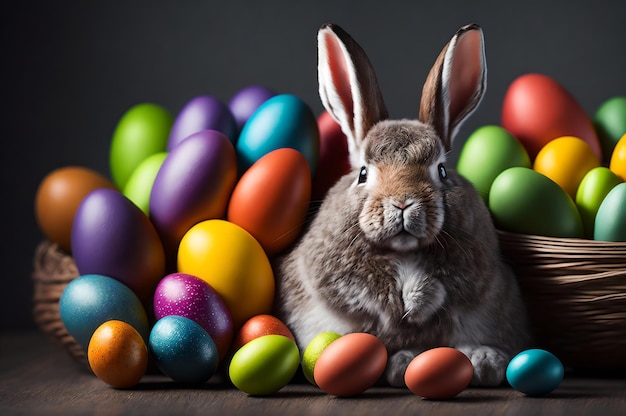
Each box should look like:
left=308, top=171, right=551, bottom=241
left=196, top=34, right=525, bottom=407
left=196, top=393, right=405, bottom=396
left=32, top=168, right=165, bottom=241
left=35, top=166, right=117, bottom=252
left=232, top=314, right=296, bottom=352
left=404, top=347, right=473, bottom=400
left=314, top=332, right=387, bottom=397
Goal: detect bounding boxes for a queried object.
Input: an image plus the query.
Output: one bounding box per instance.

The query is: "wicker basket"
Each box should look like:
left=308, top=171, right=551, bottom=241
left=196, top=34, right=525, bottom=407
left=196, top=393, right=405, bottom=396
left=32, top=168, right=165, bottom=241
left=497, top=230, right=626, bottom=371
left=32, top=240, right=85, bottom=366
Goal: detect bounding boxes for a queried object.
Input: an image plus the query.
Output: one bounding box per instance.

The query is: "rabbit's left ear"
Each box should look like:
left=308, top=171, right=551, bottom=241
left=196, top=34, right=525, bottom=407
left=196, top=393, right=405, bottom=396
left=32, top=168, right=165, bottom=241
left=419, top=24, right=486, bottom=152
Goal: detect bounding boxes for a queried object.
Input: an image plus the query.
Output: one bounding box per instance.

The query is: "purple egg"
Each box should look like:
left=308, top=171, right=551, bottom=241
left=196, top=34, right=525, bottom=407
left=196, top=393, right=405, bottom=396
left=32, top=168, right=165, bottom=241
left=150, top=130, right=237, bottom=265
left=228, top=85, right=276, bottom=132
left=71, top=188, right=165, bottom=303
left=153, top=273, right=233, bottom=360
left=168, top=95, right=237, bottom=150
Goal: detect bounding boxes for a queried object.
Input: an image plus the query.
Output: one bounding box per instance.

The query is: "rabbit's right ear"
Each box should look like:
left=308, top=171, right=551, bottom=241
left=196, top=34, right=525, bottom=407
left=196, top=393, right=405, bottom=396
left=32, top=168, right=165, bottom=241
left=318, top=23, right=388, bottom=165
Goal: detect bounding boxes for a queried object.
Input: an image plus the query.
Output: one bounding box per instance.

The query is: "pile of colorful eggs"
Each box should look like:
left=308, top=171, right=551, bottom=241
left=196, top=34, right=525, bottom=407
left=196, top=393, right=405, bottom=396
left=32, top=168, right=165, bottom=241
left=457, top=73, right=626, bottom=240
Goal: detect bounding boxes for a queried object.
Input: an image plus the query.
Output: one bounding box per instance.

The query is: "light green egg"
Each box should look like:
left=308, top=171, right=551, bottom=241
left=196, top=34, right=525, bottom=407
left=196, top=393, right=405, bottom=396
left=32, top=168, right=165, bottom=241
left=301, top=332, right=342, bottom=386
left=457, top=125, right=530, bottom=203
left=575, top=167, right=622, bottom=239
left=229, top=334, right=300, bottom=396
left=594, top=96, right=626, bottom=164
left=123, top=152, right=168, bottom=214
left=110, top=103, right=173, bottom=189
left=489, top=167, right=584, bottom=238
left=594, top=182, right=626, bottom=242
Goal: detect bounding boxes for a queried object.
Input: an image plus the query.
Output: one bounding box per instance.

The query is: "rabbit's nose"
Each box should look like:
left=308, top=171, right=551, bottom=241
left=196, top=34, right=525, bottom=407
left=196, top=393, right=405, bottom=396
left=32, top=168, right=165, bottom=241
left=393, top=200, right=415, bottom=211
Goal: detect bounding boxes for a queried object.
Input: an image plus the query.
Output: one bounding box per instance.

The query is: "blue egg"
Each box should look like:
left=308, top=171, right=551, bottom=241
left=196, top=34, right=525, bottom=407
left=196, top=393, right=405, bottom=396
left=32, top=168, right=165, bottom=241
left=59, top=274, right=150, bottom=351
left=149, top=316, right=219, bottom=384
left=506, top=349, right=564, bottom=396
left=236, top=94, right=319, bottom=175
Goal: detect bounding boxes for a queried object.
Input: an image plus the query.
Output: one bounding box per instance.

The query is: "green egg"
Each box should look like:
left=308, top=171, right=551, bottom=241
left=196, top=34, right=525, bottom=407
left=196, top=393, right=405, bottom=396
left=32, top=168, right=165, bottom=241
left=594, top=182, right=626, bottom=242
left=123, top=152, right=168, bottom=214
left=457, top=125, right=531, bottom=203
left=489, top=167, right=584, bottom=238
left=110, top=103, right=173, bottom=189
left=229, top=334, right=300, bottom=396
left=575, top=167, right=622, bottom=239
left=301, top=332, right=342, bottom=386
left=594, top=96, right=626, bottom=164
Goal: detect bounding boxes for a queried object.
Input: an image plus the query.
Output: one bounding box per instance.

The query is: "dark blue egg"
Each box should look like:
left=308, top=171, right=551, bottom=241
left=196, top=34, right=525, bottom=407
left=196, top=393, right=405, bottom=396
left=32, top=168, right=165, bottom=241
left=149, top=315, right=219, bottom=383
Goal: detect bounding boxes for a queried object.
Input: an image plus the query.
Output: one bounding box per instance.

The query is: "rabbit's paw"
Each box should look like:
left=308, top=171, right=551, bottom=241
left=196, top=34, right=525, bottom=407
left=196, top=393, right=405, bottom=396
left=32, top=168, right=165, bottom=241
left=456, top=345, right=508, bottom=386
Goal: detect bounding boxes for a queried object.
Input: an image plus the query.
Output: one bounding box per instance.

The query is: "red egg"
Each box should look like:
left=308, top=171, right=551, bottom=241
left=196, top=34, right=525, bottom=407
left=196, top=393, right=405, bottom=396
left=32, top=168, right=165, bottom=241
left=314, top=333, right=387, bottom=397
left=501, top=73, right=602, bottom=161
left=227, top=148, right=311, bottom=256
left=404, top=347, right=473, bottom=400
left=232, top=314, right=295, bottom=351
left=312, top=111, right=351, bottom=200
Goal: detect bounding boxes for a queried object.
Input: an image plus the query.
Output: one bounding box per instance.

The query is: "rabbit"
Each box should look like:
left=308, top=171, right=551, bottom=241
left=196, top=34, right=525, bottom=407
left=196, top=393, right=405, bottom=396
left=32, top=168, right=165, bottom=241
left=273, top=22, right=531, bottom=387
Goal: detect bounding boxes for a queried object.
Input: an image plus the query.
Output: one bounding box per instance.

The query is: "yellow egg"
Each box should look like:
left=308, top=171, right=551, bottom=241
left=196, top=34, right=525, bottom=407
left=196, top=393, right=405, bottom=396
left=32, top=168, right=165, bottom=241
left=533, top=136, right=601, bottom=198
left=609, top=133, right=626, bottom=181
left=177, top=219, right=275, bottom=328
left=87, top=320, right=148, bottom=388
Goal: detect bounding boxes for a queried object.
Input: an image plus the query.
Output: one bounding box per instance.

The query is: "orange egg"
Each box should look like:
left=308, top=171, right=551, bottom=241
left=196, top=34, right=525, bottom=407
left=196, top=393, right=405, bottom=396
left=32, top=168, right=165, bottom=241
left=34, top=166, right=117, bottom=252
left=227, top=148, right=311, bottom=256
left=87, top=320, right=148, bottom=388
left=232, top=314, right=296, bottom=351
left=501, top=73, right=602, bottom=161
left=404, top=347, right=473, bottom=400
left=533, top=136, right=601, bottom=198
left=610, top=133, right=626, bottom=181
left=314, top=333, right=387, bottom=397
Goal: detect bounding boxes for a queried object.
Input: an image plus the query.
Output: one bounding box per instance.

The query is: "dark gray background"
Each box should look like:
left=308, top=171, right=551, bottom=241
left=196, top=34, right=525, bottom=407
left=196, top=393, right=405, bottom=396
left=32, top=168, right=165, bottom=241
left=2, top=0, right=624, bottom=330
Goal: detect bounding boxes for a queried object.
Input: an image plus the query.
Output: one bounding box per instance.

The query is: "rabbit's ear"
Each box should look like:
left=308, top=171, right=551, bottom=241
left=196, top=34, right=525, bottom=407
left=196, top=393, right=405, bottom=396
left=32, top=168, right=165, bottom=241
left=419, top=24, right=486, bottom=152
left=318, top=23, right=388, bottom=161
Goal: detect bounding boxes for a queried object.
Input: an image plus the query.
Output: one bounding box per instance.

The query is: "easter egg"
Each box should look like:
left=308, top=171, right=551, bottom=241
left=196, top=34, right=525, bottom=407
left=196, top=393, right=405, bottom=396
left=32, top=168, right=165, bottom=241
left=404, top=347, right=474, bottom=400
left=312, top=111, right=351, bottom=200
left=232, top=314, right=296, bottom=352
left=506, top=349, right=564, bottom=396
left=301, top=332, right=342, bottom=386
left=153, top=273, right=234, bottom=360
left=456, top=125, right=531, bottom=202
left=227, top=148, right=311, bottom=256
left=168, top=95, right=237, bottom=149
left=594, top=182, right=626, bottom=242
left=594, top=96, right=626, bottom=162
left=71, top=188, right=165, bottom=302
left=177, top=219, right=274, bottom=328
left=35, top=166, right=117, bottom=253
left=149, top=316, right=219, bottom=384
left=501, top=73, right=602, bottom=161
left=150, top=130, right=237, bottom=264
left=314, top=333, right=387, bottom=397
left=228, top=85, right=276, bottom=132
left=575, top=167, right=622, bottom=238
left=533, top=136, right=600, bottom=198
left=87, top=320, right=148, bottom=388
left=489, top=167, right=584, bottom=238
left=236, top=94, right=320, bottom=175
left=59, top=274, right=150, bottom=351
left=609, top=133, right=626, bottom=181
left=123, top=151, right=168, bottom=214
left=229, top=334, right=300, bottom=396
left=109, top=103, right=173, bottom=189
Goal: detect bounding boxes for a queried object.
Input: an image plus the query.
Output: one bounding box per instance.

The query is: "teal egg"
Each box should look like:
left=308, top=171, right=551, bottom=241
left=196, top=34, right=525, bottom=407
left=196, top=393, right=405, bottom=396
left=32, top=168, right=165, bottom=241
left=594, top=182, right=626, bottom=241
left=59, top=274, right=150, bottom=351
left=236, top=94, right=319, bottom=175
left=593, top=96, right=626, bottom=163
left=149, top=315, right=219, bottom=384
left=506, top=349, right=564, bottom=396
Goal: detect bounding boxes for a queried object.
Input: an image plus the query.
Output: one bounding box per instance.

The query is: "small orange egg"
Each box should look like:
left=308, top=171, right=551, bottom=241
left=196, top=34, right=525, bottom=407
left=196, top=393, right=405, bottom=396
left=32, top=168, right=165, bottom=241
left=87, top=320, right=148, bottom=388
left=232, top=314, right=296, bottom=351
left=227, top=148, right=311, bottom=256
left=404, top=347, right=473, bottom=400
left=610, top=133, right=626, bottom=181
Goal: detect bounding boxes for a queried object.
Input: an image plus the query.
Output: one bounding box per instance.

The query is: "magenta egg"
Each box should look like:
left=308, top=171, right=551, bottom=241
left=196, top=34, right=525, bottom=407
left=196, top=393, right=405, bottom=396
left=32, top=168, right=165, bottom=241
left=153, top=273, right=234, bottom=360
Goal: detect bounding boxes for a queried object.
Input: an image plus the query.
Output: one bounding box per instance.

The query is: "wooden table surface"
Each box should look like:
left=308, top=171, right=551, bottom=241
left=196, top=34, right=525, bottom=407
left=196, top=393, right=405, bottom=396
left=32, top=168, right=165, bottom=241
left=1, top=331, right=625, bottom=415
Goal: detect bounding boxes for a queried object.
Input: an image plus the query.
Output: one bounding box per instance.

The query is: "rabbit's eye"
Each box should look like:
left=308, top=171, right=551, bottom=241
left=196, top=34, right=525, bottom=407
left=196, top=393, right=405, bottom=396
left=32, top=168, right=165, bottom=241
left=438, top=163, right=448, bottom=181
left=358, top=166, right=368, bottom=184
